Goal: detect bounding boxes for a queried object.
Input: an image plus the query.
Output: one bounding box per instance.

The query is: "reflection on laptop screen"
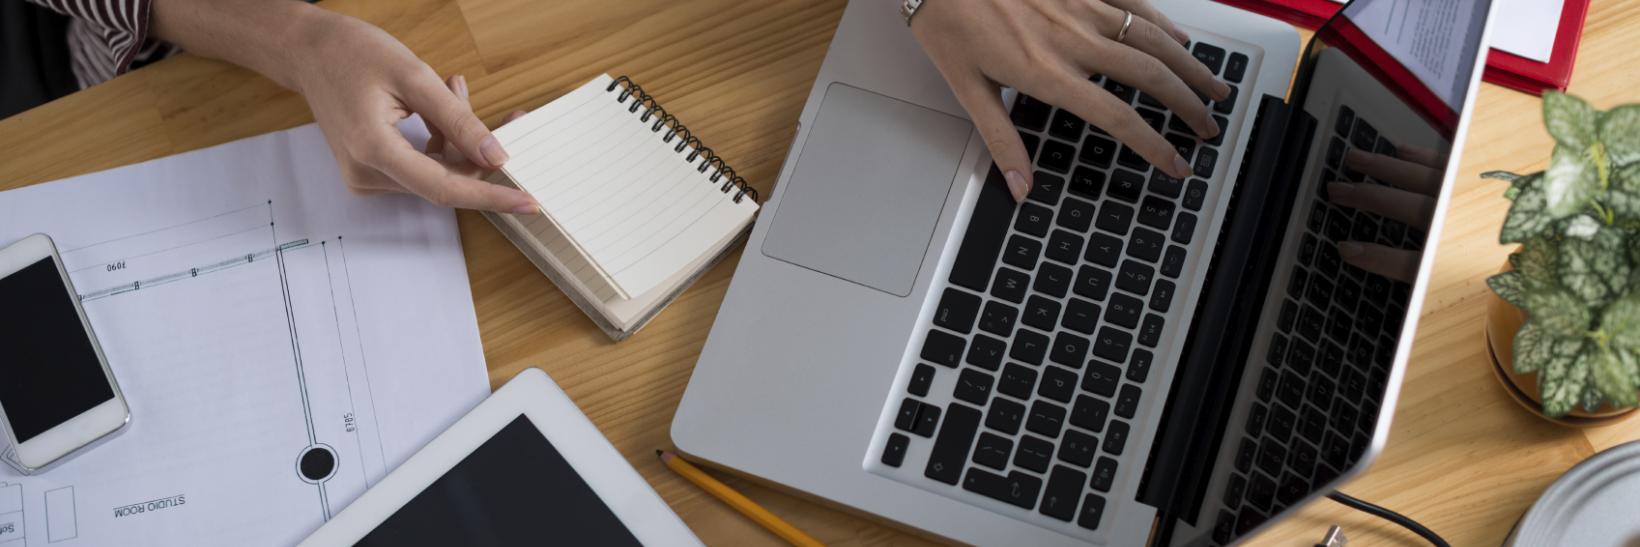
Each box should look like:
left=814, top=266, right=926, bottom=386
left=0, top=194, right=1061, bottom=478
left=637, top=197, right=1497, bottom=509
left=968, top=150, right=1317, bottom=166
left=1193, top=0, right=1490, bottom=544
left=1340, top=0, right=1489, bottom=113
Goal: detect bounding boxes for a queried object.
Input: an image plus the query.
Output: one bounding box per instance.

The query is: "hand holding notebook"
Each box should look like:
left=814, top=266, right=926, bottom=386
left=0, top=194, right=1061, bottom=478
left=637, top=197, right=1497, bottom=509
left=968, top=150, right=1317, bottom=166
left=483, top=74, right=760, bottom=340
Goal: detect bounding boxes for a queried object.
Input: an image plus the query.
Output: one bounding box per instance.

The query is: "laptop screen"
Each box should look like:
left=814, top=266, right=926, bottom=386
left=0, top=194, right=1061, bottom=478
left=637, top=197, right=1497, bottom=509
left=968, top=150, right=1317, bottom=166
left=1177, top=0, right=1491, bottom=544
left=1320, top=0, right=1490, bottom=132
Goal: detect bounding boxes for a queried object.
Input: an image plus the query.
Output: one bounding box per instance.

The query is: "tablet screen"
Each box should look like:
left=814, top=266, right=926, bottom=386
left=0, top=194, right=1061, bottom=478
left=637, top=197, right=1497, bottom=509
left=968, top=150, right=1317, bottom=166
left=356, top=415, right=642, bottom=546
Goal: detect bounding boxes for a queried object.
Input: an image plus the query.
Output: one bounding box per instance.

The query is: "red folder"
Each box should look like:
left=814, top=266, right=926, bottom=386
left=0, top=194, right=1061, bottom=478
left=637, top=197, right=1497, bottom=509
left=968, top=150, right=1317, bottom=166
left=1214, top=0, right=1339, bottom=29
left=1212, top=0, right=1590, bottom=95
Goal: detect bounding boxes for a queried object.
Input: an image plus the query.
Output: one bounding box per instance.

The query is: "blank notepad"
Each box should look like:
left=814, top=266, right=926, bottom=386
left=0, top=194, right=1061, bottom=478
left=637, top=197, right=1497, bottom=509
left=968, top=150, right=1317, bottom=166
left=493, top=74, right=760, bottom=299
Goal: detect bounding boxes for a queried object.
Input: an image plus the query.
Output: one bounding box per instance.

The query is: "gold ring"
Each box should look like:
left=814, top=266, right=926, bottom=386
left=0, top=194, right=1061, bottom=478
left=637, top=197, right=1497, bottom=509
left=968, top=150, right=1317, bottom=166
left=1116, top=10, right=1134, bottom=43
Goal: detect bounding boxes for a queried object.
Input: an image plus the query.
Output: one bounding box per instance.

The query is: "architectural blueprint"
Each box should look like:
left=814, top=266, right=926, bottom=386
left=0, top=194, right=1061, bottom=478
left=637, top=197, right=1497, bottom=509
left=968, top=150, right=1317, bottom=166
left=0, top=120, right=490, bottom=546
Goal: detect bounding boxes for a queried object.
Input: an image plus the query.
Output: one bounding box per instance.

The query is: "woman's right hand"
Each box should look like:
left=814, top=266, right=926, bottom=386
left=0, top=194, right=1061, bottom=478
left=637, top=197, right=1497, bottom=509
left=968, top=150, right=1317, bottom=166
left=908, top=0, right=1231, bottom=202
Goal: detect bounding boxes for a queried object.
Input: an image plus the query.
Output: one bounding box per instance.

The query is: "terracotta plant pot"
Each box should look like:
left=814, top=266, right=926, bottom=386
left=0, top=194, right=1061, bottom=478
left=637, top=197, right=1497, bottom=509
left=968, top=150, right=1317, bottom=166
left=1485, top=260, right=1638, bottom=426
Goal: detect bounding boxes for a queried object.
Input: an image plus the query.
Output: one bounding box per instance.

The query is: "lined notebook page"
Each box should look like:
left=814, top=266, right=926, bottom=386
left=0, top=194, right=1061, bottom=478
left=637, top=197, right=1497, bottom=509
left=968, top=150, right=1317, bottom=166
left=493, top=74, right=759, bottom=299
left=483, top=171, right=640, bottom=325
left=504, top=195, right=726, bottom=329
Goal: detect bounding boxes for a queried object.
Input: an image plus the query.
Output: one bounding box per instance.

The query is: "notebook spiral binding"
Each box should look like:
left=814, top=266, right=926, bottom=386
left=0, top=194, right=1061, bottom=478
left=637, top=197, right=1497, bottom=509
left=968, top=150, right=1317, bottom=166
left=606, top=76, right=759, bottom=203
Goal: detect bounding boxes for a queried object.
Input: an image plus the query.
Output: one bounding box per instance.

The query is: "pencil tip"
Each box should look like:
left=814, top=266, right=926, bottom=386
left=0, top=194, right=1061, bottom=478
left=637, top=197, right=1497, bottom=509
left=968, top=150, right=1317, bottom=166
left=655, top=449, right=664, bottom=458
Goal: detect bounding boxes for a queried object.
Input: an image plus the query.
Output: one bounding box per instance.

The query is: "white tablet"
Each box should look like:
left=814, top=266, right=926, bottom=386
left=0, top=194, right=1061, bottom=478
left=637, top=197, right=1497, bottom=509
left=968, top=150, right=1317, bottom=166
left=300, top=368, right=700, bottom=546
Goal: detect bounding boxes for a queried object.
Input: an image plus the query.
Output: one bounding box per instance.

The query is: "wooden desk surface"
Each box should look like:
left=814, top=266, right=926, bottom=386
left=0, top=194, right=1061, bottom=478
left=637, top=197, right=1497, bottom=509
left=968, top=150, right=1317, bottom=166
left=3, top=1, right=1638, bottom=544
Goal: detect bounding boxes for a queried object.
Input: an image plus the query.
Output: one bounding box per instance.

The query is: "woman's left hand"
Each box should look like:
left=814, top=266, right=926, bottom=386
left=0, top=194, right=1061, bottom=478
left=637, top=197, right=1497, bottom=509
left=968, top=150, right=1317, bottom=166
left=283, top=12, right=537, bottom=214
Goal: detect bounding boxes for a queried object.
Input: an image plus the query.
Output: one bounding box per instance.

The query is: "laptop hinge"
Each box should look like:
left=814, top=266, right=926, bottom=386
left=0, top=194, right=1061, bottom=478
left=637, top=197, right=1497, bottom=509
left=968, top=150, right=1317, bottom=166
left=1140, top=94, right=1317, bottom=544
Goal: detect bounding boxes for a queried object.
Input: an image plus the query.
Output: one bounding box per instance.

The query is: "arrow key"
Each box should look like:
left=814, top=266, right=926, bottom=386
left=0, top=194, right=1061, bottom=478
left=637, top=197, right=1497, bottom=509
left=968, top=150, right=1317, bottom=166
left=1077, top=494, right=1108, bottom=530
left=1040, top=465, right=1087, bottom=521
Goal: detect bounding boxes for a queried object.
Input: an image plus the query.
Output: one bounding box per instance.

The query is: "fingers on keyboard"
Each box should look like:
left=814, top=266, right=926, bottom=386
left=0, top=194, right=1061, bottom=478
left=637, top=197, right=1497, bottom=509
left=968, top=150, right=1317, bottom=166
left=885, top=40, right=1262, bottom=538
left=1036, top=74, right=1192, bottom=179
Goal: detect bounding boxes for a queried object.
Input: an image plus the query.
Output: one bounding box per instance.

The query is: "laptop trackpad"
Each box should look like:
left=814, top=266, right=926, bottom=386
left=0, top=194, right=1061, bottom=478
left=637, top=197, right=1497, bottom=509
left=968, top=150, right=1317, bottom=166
left=761, top=83, right=974, bottom=297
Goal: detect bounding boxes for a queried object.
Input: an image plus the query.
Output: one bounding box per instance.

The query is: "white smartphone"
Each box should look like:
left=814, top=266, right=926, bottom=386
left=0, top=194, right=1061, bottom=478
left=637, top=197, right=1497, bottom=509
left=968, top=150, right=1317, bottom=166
left=0, top=233, right=130, bottom=474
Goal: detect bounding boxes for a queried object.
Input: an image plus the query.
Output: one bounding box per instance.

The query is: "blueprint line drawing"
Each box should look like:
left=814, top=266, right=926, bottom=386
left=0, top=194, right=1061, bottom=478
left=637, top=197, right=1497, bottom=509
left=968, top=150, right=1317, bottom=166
left=336, top=237, right=389, bottom=484
left=0, top=482, right=23, bottom=545
left=0, top=119, right=490, bottom=547
left=42, top=488, right=71, bottom=544
left=323, top=239, right=386, bottom=490
left=62, top=201, right=388, bottom=524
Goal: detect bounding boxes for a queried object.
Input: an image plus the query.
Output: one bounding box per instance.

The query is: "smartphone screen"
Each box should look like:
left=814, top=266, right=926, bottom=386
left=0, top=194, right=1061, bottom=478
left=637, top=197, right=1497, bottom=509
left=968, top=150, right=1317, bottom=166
left=0, top=257, right=114, bottom=443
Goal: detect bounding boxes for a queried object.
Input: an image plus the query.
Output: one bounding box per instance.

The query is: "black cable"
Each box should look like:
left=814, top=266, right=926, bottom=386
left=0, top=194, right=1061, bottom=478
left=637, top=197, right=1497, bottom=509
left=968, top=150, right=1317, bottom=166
left=1327, top=491, right=1450, bottom=547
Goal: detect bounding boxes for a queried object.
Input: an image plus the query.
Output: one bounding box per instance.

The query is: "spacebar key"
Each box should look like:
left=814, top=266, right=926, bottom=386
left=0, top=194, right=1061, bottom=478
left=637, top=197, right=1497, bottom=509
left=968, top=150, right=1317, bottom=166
left=924, top=402, right=982, bottom=485
left=948, top=168, right=1016, bottom=292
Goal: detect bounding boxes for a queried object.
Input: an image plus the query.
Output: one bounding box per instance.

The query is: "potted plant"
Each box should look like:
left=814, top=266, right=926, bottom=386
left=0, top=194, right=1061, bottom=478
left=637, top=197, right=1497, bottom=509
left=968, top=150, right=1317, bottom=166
left=1484, top=92, right=1640, bottom=424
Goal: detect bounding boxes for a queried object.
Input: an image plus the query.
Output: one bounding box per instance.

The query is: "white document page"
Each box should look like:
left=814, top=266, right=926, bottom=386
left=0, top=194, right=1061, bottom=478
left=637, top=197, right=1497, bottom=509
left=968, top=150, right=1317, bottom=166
left=1488, top=0, right=1561, bottom=62
left=0, top=120, right=490, bottom=547
left=494, top=74, right=759, bottom=299
left=1343, top=0, right=1488, bottom=109
left=1335, top=0, right=1558, bottom=62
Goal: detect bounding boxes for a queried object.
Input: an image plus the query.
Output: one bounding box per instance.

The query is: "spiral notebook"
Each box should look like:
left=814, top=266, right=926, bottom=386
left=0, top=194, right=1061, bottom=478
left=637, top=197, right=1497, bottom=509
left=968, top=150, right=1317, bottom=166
left=482, top=74, right=760, bottom=340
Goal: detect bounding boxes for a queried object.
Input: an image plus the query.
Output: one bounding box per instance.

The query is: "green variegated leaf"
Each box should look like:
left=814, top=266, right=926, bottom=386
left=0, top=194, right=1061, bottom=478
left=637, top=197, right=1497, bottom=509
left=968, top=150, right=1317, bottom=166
left=1601, top=231, right=1636, bottom=298
left=1513, top=320, right=1555, bottom=373
left=1599, top=105, right=1640, bottom=166
left=1591, top=347, right=1640, bottom=408
left=1488, top=271, right=1530, bottom=308
left=1609, top=189, right=1640, bottom=222
left=1482, top=170, right=1526, bottom=184
left=1538, top=339, right=1590, bottom=417
left=1517, top=236, right=1559, bottom=283
left=1544, top=92, right=1598, bottom=151
left=1524, top=287, right=1592, bottom=336
left=1558, top=229, right=1629, bottom=302
left=1502, top=184, right=1553, bottom=243
left=1611, top=163, right=1640, bottom=222
left=1564, top=215, right=1602, bottom=238
left=1583, top=381, right=1607, bottom=413
left=1605, top=292, right=1640, bottom=351
left=1504, top=185, right=1521, bottom=201
left=1544, top=146, right=1600, bottom=217
left=1630, top=233, right=1640, bottom=270
left=1621, top=349, right=1640, bottom=388
left=1614, top=162, right=1640, bottom=192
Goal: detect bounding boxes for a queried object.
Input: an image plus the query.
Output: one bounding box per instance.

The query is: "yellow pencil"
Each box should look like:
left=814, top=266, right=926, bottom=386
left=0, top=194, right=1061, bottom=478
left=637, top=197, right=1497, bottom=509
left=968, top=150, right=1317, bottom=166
left=658, top=450, right=824, bottom=547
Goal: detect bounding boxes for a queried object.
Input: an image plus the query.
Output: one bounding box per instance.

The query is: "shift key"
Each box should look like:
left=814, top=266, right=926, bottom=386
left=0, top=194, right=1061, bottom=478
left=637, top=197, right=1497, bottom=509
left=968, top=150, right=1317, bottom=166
left=924, top=402, right=982, bottom=485
left=963, top=467, right=1044, bottom=510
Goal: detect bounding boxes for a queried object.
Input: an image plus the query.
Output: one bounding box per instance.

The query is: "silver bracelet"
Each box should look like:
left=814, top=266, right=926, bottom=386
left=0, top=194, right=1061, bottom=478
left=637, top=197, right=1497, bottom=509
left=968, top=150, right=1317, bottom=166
left=901, top=0, right=926, bottom=26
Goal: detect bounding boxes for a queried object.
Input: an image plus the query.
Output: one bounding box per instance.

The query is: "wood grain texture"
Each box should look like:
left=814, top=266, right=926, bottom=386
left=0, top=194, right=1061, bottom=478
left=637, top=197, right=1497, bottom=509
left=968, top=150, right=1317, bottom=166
left=1, top=0, right=1637, bottom=545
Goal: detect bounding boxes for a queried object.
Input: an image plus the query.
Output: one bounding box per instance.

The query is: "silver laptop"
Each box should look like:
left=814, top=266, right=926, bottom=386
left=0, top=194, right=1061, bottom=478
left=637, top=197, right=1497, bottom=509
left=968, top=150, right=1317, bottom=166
left=674, top=0, right=1494, bottom=544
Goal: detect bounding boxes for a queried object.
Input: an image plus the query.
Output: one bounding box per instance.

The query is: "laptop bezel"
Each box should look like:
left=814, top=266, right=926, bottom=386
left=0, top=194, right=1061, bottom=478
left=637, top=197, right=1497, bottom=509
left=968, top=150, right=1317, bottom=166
left=1152, top=0, right=1500, bottom=543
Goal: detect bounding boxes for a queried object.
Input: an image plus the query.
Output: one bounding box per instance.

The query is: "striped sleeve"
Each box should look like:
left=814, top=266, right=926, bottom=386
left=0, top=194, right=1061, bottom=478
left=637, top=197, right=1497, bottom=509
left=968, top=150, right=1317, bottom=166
left=24, top=0, right=169, bottom=87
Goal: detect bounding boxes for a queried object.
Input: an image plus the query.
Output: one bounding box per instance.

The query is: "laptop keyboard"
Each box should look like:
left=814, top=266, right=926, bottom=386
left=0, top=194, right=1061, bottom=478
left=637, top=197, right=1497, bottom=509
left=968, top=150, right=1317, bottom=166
left=874, top=41, right=1250, bottom=534
left=1209, top=106, right=1419, bottom=544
